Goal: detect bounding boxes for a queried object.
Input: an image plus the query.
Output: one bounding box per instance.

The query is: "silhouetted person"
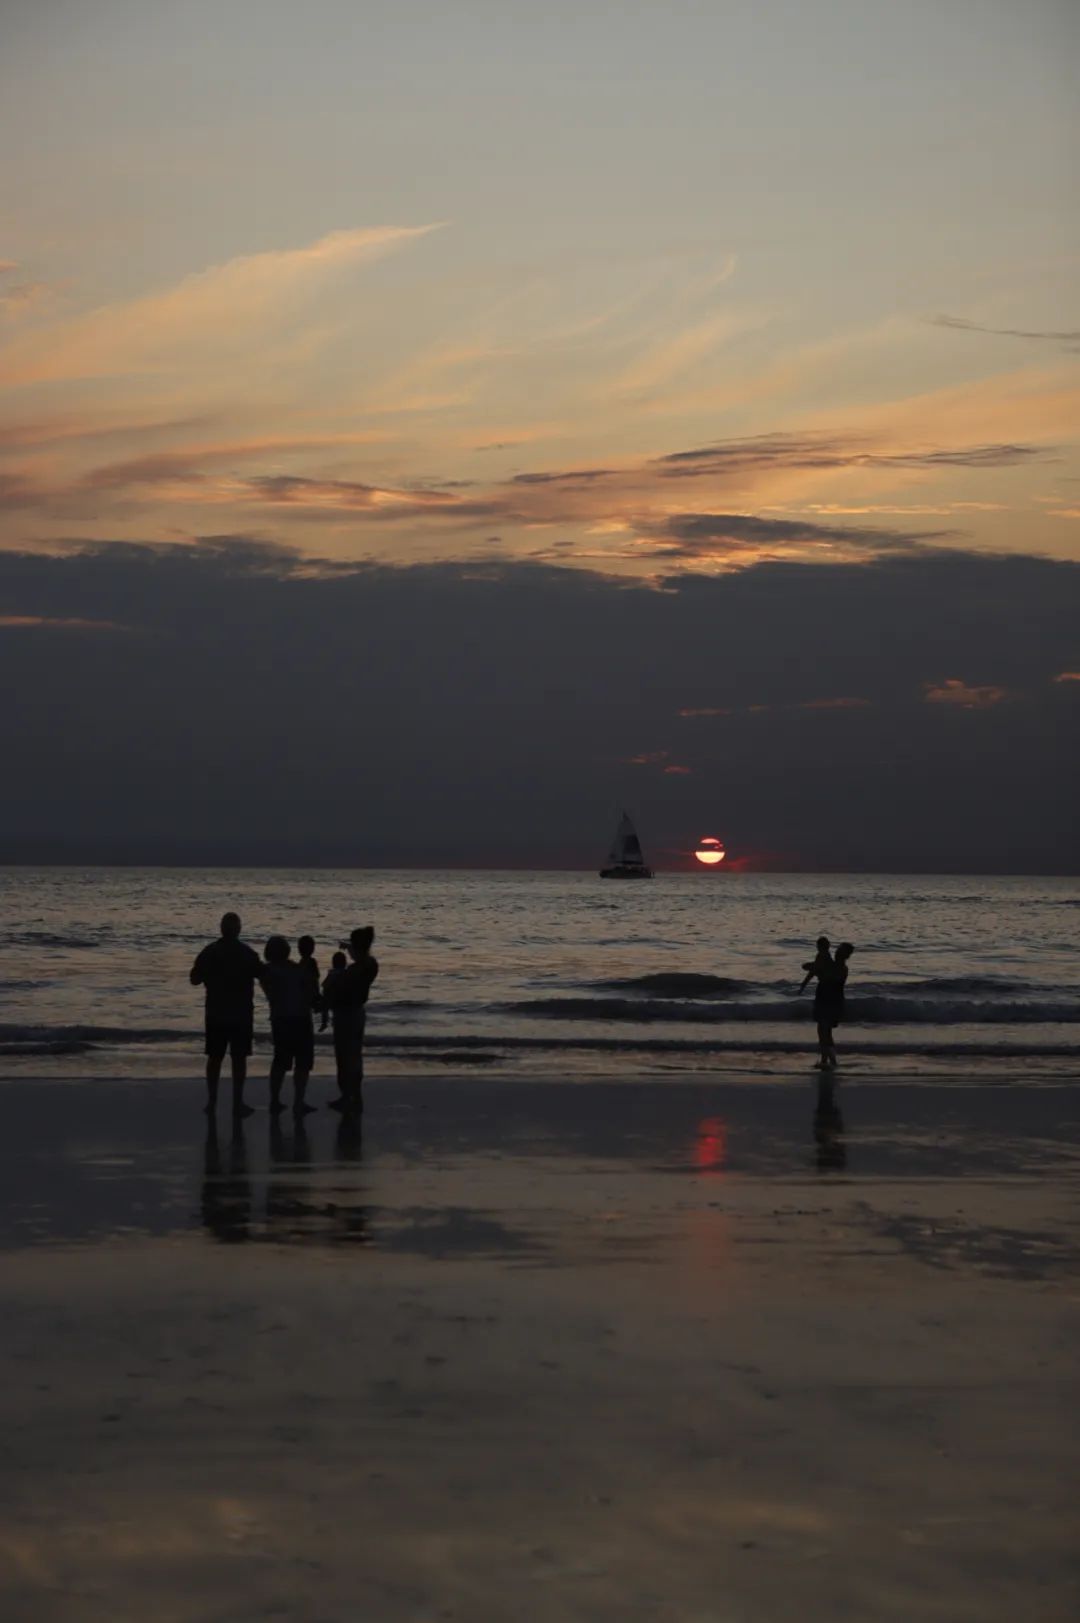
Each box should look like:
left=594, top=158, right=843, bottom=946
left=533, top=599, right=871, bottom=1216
left=320, top=950, right=349, bottom=1102
left=813, top=1075, right=847, bottom=1171
left=260, top=935, right=316, bottom=1117
left=329, top=925, right=379, bottom=1114
left=799, top=936, right=832, bottom=996
left=813, top=942, right=853, bottom=1069
left=190, top=911, right=260, bottom=1118
left=297, top=935, right=322, bottom=1018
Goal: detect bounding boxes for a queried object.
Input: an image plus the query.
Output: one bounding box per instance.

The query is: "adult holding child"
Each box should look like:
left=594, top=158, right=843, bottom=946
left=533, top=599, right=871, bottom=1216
left=326, top=925, right=379, bottom=1114
left=800, top=939, right=854, bottom=1069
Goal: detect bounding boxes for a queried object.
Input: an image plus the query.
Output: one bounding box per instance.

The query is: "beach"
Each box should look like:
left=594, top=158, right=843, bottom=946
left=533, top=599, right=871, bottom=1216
left=1, top=1070, right=1077, bottom=1622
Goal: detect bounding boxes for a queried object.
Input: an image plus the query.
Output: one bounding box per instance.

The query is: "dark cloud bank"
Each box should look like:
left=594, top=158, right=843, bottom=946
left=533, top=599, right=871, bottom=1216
left=1, top=539, right=1077, bottom=871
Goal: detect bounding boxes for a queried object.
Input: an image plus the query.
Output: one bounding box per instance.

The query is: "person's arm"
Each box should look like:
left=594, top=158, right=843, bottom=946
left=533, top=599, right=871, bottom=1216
left=798, top=962, right=816, bottom=994
left=190, top=947, right=207, bottom=987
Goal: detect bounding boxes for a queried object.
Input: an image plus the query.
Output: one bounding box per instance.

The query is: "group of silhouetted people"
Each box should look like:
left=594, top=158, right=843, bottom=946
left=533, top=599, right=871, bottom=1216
left=190, top=913, right=378, bottom=1120
left=190, top=912, right=856, bottom=1124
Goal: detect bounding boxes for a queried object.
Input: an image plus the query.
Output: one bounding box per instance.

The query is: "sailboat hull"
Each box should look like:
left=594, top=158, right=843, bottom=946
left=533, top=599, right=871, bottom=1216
left=599, top=865, right=654, bottom=879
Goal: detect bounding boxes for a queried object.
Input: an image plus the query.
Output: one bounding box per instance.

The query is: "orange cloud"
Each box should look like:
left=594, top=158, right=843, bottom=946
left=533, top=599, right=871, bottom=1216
left=923, top=679, right=1007, bottom=709
left=0, top=614, right=129, bottom=631
left=1053, top=671, right=1080, bottom=683
left=2, top=224, right=442, bottom=386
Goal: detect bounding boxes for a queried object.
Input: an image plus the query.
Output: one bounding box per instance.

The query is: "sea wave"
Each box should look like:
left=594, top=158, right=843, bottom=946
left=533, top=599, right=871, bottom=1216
left=502, top=996, right=1080, bottom=1025
left=2, top=1031, right=1074, bottom=1062
left=585, top=973, right=751, bottom=997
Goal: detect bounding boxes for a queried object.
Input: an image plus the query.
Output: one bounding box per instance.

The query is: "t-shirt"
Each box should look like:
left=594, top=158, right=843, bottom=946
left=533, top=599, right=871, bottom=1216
left=191, top=938, right=262, bottom=1026
left=298, top=956, right=322, bottom=1011
left=815, top=962, right=848, bottom=1007
left=260, top=961, right=312, bottom=1022
left=330, top=956, right=379, bottom=1029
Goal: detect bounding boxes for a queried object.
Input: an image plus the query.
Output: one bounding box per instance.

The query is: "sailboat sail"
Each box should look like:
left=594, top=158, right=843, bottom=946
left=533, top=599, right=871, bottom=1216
left=601, top=812, right=653, bottom=877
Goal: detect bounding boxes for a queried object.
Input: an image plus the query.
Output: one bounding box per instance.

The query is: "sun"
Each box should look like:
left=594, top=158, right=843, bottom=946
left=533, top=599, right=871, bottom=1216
left=695, top=837, right=726, bottom=866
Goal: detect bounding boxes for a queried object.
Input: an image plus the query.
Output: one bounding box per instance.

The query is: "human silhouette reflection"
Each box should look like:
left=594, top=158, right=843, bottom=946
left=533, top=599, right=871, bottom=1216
left=266, top=1116, right=316, bottom=1239
left=813, top=1077, right=846, bottom=1171
left=200, top=1120, right=252, bottom=1242
left=332, top=1113, right=370, bottom=1244
left=334, top=1112, right=364, bottom=1164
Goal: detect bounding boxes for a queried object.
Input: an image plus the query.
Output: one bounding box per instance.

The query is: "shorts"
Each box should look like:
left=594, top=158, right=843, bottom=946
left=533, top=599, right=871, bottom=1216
left=271, top=1016, right=315, bottom=1073
left=814, top=1000, right=844, bottom=1029
left=205, top=1021, right=253, bottom=1062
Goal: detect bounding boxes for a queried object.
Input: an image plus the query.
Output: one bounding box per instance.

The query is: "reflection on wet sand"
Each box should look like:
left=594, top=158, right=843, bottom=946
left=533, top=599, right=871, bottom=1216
left=199, top=1120, right=371, bottom=1247
left=200, top=1123, right=252, bottom=1243
left=813, top=1077, right=847, bottom=1172
left=693, top=1115, right=727, bottom=1175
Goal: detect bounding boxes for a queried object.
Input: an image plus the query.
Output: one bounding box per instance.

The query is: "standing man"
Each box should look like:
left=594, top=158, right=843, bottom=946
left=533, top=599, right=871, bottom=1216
left=190, top=912, right=262, bottom=1119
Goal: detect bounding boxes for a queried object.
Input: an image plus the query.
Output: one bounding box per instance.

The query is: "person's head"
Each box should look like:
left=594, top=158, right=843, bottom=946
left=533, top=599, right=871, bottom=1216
left=298, top=934, right=315, bottom=959
left=331, top=950, right=347, bottom=969
left=342, top=925, right=375, bottom=960
left=220, top=912, right=242, bottom=939
left=816, top=936, right=831, bottom=954
left=264, top=934, right=291, bottom=964
left=836, top=942, right=854, bottom=963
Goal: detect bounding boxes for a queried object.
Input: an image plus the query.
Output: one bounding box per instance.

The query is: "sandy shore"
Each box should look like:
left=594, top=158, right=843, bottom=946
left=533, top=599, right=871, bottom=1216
left=1, top=1072, right=1077, bottom=1622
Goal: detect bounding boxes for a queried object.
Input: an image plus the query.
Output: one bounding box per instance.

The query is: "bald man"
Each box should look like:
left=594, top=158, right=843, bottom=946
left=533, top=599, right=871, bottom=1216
left=190, top=912, right=262, bottom=1118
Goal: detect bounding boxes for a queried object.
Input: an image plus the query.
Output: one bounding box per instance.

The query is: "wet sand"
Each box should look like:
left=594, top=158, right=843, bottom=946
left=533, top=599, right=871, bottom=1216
left=1, top=1072, right=1078, bottom=1622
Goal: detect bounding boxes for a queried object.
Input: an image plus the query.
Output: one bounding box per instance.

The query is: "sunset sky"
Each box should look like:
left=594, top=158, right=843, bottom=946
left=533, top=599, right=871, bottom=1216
left=1, top=0, right=1077, bottom=867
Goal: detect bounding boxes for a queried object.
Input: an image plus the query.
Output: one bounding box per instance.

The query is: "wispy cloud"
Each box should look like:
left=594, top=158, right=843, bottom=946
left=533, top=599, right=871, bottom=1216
left=632, top=510, right=953, bottom=562
left=930, top=314, right=1080, bottom=351
left=655, top=433, right=1048, bottom=478
left=2, top=224, right=442, bottom=387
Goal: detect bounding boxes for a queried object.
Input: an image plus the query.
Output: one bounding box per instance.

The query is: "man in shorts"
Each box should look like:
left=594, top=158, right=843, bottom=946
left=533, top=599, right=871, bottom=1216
left=260, top=935, right=317, bottom=1117
left=190, top=912, right=262, bottom=1118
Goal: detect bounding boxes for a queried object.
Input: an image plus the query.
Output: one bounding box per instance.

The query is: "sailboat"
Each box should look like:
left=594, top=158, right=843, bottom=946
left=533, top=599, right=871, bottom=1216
left=599, top=810, right=654, bottom=879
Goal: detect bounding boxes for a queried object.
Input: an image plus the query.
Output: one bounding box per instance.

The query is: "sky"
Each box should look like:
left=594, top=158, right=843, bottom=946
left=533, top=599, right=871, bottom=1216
left=1, top=0, right=1077, bottom=868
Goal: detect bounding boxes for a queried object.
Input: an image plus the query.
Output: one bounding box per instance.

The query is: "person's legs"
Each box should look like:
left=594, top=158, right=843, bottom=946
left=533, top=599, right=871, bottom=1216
left=332, top=1025, right=348, bottom=1104
left=269, top=1058, right=289, bottom=1112
left=292, top=1021, right=316, bottom=1115
left=269, top=1019, right=292, bottom=1112
left=205, top=1027, right=227, bottom=1112
left=346, top=1014, right=366, bottom=1111
left=229, top=1041, right=254, bottom=1118
left=205, top=1054, right=223, bottom=1112
left=292, top=1066, right=315, bottom=1115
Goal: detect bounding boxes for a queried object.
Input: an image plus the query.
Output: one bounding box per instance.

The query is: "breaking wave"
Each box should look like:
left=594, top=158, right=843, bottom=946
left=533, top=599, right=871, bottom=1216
left=504, top=996, right=1080, bottom=1025
left=585, top=973, right=751, bottom=997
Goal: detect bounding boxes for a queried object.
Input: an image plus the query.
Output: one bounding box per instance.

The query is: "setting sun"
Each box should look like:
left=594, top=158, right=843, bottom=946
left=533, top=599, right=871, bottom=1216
left=695, top=837, right=726, bottom=866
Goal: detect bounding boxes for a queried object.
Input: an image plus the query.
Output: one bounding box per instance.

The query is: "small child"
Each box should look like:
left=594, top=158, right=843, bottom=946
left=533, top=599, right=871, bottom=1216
left=297, top=934, right=322, bottom=1015
left=799, top=936, right=832, bottom=995
left=320, top=950, right=350, bottom=1104
left=260, top=936, right=316, bottom=1116
left=320, top=951, right=348, bottom=1033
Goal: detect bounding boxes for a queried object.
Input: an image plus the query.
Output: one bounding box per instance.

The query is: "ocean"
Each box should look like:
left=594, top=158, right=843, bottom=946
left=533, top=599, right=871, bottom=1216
left=1, top=868, right=1077, bottom=1081
left=4, top=869, right=1071, bottom=1084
